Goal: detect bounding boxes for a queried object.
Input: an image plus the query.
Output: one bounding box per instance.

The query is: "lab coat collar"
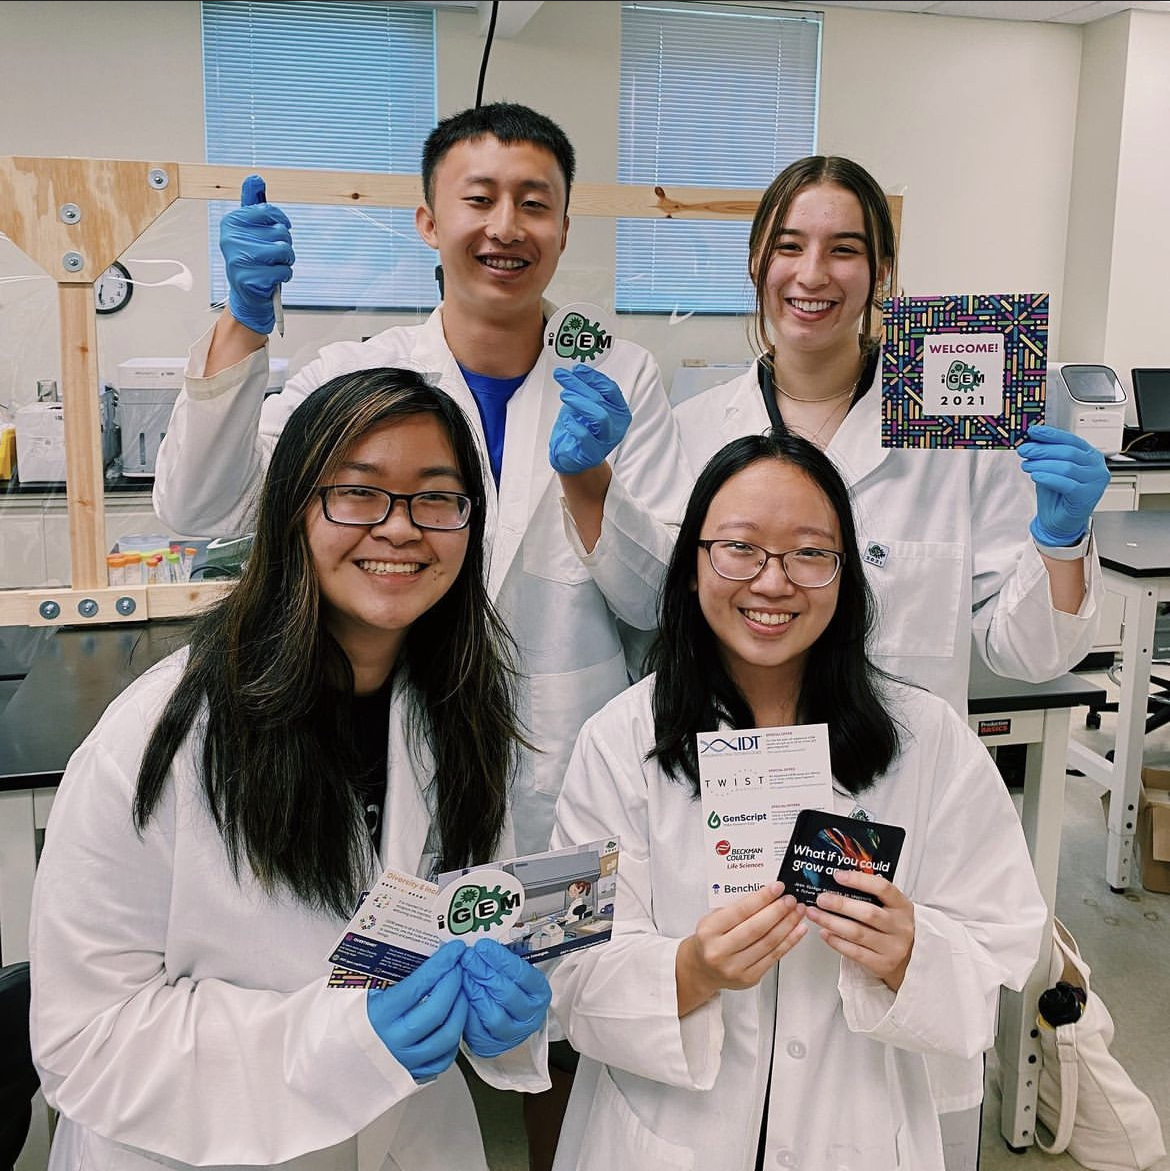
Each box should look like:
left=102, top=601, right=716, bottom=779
left=408, top=303, right=562, bottom=600
left=713, top=359, right=892, bottom=491
left=826, top=365, right=890, bottom=488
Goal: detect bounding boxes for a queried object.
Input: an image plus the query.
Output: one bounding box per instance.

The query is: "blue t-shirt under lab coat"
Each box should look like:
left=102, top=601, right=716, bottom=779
left=460, top=364, right=525, bottom=486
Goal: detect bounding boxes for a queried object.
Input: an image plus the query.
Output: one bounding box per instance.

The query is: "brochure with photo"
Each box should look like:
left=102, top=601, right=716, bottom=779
left=326, top=837, right=620, bottom=986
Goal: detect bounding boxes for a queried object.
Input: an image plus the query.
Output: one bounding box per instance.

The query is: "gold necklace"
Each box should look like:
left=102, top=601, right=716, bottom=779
left=772, top=369, right=862, bottom=446
left=803, top=395, right=854, bottom=445
left=774, top=372, right=862, bottom=404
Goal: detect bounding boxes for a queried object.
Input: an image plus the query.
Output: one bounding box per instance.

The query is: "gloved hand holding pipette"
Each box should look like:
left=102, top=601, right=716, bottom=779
left=219, top=174, right=294, bottom=337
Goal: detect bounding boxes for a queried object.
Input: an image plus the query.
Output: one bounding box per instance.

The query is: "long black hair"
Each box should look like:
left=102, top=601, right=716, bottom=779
left=646, top=431, right=900, bottom=796
left=134, top=369, right=525, bottom=917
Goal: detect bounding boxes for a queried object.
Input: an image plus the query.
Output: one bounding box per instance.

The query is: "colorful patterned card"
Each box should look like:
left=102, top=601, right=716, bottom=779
left=881, top=293, right=1048, bottom=449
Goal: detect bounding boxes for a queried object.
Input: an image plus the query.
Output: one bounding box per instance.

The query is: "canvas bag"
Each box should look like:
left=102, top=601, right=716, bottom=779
left=1035, top=918, right=1166, bottom=1170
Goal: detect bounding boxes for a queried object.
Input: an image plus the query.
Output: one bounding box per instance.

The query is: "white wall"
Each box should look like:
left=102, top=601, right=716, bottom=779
left=1057, top=11, right=1128, bottom=371
left=0, top=0, right=1157, bottom=415
left=817, top=6, right=1081, bottom=318
left=1102, top=10, right=1170, bottom=406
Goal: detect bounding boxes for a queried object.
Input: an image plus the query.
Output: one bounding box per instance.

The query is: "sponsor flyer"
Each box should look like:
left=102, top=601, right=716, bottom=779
left=326, top=837, right=619, bottom=987
left=776, top=809, right=905, bottom=907
left=697, top=725, right=834, bottom=908
left=881, top=292, right=1048, bottom=449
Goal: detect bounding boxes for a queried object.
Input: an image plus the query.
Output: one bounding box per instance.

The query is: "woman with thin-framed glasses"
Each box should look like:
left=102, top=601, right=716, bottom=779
left=30, top=368, right=551, bottom=1171
left=546, top=431, right=1045, bottom=1171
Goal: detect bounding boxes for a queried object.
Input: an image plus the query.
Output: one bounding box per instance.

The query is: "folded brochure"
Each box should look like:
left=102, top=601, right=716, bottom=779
left=326, top=836, right=619, bottom=988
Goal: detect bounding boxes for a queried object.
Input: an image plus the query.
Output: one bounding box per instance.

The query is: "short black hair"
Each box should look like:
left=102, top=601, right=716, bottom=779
left=421, top=102, right=576, bottom=210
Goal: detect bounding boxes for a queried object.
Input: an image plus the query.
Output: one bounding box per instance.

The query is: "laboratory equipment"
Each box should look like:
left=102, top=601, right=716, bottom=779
left=1045, top=364, right=1127, bottom=455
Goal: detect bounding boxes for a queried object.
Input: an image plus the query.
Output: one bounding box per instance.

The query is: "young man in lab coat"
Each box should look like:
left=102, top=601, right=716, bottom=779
left=153, top=102, right=686, bottom=858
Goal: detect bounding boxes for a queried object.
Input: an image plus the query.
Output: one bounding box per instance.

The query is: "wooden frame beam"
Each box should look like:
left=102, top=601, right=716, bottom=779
left=0, top=156, right=902, bottom=628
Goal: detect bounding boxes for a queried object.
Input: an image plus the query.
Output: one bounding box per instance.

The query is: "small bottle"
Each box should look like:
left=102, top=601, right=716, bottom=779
left=164, top=550, right=182, bottom=583
left=105, top=553, right=123, bottom=587
left=123, top=551, right=144, bottom=585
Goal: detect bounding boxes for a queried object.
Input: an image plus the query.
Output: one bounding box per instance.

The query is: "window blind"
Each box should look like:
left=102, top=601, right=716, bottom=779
left=203, top=0, right=438, bottom=312
left=618, top=2, right=821, bottom=315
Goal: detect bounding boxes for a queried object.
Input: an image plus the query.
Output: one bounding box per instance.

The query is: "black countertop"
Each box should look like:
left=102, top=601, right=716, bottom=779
left=1092, top=510, right=1170, bottom=578
left=1, top=620, right=1107, bottom=790
left=0, top=621, right=191, bottom=790
left=967, top=655, right=1105, bottom=715
left=1, top=472, right=155, bottom=498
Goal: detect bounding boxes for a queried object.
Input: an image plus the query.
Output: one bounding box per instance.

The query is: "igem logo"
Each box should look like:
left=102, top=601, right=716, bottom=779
left=942, top=359, right=985, bottom=394
left=553, top=311, right=612, bottom=363
left=435, top=878, right=522, bottom=938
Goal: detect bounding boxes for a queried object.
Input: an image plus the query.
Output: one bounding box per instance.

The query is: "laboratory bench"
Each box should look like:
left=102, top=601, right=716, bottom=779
left=1066, top=509, right=1170, bottom=891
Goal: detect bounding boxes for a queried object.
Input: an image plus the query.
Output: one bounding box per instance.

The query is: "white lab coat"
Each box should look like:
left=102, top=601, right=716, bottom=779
left=154, top=307, right=689, bottom=852
left=672, top=362, right=1103, bottom=715
left=548, top=675, right=1046, bottom=1171
left=30, top=650, right=548, bottom=1171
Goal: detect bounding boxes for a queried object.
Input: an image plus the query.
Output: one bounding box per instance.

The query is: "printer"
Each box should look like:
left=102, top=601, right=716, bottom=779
left=14, top=385, right=118, bottom=484
left=1045, top=363, right=1127, bottom=455
left=116, top=357, right=289, bottom=476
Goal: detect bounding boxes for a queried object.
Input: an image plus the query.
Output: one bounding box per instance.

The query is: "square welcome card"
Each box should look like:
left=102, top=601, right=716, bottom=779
left=881, top=293, right=1048, bottom=449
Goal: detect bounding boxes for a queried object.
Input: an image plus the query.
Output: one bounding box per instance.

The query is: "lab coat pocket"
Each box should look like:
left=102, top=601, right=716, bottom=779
left=523, top=491, right=590, bottom=585
left=528, top=656, right=627, bottom=796
left=866, top=540, right=963, bottom=659
left=576, top=1065, right=696, bottom=1170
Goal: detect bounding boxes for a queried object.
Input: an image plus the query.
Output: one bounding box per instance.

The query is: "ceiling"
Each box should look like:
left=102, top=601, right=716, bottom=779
left=807, top=0, right=1170, bottom=22
left=444, top=0, right=1170, bottom=34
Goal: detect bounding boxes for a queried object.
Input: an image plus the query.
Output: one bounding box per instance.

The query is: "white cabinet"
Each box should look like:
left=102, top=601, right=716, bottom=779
left=1, top=491, right=172, bottom=590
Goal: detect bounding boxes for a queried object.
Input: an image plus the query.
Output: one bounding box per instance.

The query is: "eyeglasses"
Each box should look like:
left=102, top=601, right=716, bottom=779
left=317, top=486, right=473, bottom=531
left=697, top=539, right=843, bottom=587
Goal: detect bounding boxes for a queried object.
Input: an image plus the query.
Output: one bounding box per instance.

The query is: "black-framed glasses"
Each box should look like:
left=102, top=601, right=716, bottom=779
left=697, top=539, right=843, bottom=588
left=317, top=486, right=473, bottom=531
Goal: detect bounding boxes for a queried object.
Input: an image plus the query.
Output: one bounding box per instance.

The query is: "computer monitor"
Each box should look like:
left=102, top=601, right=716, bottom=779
left=1131, top=369, right=1170, bottom=434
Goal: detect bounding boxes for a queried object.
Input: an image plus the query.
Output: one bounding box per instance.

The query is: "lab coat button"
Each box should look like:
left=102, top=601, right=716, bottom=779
left=776, top=1149, right=798, bottom=1168
left=786, top=1039, right=806, bottom=1059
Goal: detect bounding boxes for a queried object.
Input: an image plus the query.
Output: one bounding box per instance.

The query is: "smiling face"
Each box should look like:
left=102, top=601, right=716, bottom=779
left=757, top=182, right=879, bottom=362
left=415, top=134, right=569, bottom=330
left=696, top=459, right=842, bottom=710
left=307, top=414, right=471, bottom=691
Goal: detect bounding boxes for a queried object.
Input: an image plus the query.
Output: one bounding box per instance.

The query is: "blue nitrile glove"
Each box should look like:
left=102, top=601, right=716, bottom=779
left=1018, top=423, right=1110, bottom=547
left=220, top=174, right=294, bottom=335
left=366, top=939, right=468, bottom=1082
left=548, top=364, right=632, bottom=474
left=460, top=937, right=551, bottom=1059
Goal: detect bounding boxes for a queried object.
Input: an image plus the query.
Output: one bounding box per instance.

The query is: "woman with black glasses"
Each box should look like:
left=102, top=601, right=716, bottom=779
left=546, top=431, right=1045, bottom=1171
left=30, top=368, right=550, bottom=1171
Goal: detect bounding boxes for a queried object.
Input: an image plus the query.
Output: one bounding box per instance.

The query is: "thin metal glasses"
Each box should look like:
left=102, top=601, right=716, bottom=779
left=317, top=486, right=473, bottom=531
left=697, top=540, right=843, bottom=587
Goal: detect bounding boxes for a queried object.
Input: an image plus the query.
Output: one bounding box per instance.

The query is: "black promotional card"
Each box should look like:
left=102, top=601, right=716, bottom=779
left=777, top=809, right=905, bottom=906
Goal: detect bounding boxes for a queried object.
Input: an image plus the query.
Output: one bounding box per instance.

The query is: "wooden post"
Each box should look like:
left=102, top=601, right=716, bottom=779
left=57, top=284, right=106, bottom=588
